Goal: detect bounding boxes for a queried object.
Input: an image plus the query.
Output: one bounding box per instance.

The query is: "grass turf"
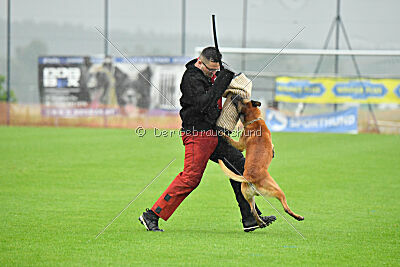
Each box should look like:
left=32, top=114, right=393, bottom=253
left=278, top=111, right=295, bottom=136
left=0, top=126, right=399, bottom=266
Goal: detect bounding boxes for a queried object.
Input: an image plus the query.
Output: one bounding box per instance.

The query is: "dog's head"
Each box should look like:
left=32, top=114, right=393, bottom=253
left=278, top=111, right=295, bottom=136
left=233, top=96, right=262, bottom=124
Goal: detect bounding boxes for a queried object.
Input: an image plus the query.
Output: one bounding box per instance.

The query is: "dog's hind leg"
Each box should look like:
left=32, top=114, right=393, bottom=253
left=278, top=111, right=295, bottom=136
left=259, top=176, right=304, bottom=221
left=241, top=182, right=266, bottom=227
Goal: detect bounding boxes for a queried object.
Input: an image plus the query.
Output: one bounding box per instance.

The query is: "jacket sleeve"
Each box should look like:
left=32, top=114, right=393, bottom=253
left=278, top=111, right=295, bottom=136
left=182, top=69, right=234, bottom=114
left=200, top=69, right=234, bottom=114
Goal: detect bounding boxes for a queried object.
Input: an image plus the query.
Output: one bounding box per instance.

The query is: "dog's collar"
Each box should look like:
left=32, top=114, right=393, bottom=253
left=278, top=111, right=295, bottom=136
left=243, top=117, right=262, bottom=127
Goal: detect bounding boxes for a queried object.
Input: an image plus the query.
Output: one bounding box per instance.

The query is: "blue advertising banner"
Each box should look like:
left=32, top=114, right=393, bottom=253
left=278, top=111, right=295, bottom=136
left=265, top=107, right=358, bottom=133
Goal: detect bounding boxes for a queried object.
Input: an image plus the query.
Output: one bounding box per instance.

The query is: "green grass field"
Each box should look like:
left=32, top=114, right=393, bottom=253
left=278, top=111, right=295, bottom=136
left=0, top=126, right=399, bottom=266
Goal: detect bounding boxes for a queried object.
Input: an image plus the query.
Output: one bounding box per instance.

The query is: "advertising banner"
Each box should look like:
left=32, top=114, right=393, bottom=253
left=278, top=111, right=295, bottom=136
left=275, top=77, right=400, bottom=104
left=265, top=107, right=358, bottom=133
left=38, top=56, right=189, bottom=117
left=38, top=56, right=90, bottom=107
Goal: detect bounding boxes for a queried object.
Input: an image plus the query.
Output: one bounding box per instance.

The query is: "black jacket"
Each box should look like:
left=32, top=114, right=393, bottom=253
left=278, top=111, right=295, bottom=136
left=179, top=59, right=234, bottom=131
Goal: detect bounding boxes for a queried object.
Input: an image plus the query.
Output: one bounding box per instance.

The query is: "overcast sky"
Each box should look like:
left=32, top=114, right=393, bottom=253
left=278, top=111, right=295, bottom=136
left=1, top=0, right=400, bottom=51
left=1, top=0, right=400, bottom=103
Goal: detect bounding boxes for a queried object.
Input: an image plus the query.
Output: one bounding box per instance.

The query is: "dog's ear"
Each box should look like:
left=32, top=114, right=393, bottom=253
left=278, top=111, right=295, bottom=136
left=251, top=100, right=261, bottom=107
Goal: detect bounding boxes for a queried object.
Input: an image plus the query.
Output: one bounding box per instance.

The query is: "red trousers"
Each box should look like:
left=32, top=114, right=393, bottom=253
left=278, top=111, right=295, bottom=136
left=151, top=131, right=218, bottom=221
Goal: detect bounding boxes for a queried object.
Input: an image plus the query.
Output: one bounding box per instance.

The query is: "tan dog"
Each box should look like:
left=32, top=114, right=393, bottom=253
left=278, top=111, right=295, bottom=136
left=219, top=99, right=304, bottom=226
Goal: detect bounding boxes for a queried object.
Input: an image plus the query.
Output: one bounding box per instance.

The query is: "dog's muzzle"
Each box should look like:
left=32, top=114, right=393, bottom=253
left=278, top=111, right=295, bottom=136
left=231, top=95, right=243, bottom=109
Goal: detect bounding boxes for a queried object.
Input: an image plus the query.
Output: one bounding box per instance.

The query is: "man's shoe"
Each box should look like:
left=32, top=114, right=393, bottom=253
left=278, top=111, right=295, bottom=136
left=242, top=215, right=277, bottom=232
left=139, top=208, right=164, bottom=232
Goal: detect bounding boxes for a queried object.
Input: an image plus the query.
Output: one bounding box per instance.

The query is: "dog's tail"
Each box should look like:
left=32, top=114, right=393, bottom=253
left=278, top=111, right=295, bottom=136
left=218, top=159, right=247, bottom=183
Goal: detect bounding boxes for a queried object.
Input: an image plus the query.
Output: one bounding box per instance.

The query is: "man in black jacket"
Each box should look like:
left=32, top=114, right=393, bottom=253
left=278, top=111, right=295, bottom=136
left=139, top=47, right=276, bottom=232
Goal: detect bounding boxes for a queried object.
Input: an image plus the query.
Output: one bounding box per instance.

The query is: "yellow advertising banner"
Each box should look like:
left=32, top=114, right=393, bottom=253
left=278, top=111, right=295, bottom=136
left=275, top=77, right=400, bottom=104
